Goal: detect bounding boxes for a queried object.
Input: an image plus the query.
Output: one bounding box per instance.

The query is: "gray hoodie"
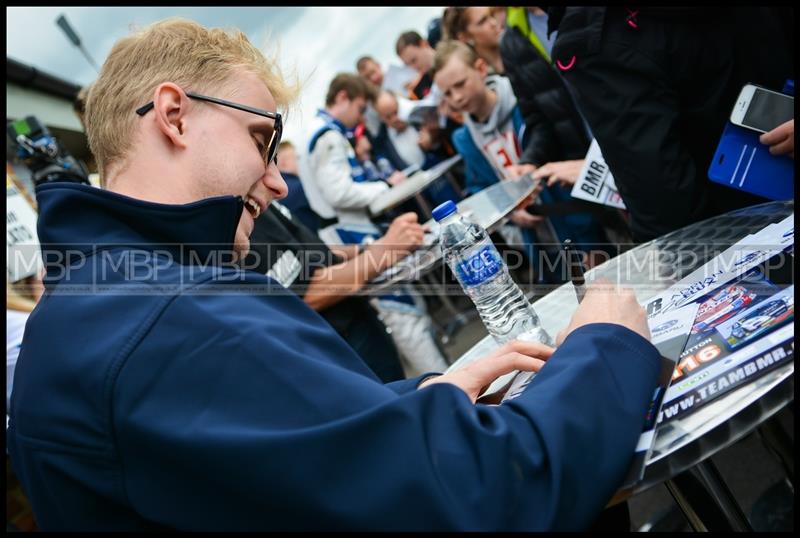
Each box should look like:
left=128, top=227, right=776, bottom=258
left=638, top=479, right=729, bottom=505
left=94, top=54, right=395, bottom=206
left=461, top=75, right=525, bottom=180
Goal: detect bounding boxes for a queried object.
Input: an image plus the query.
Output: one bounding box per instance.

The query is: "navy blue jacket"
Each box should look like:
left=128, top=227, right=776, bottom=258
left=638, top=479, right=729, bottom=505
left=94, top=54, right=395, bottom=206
left=8, top=182, right=660, bottom=531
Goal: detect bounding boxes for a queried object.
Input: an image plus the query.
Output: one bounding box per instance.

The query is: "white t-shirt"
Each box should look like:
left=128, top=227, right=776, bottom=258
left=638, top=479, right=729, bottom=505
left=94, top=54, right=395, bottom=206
left=388, top=125, right=426, bottom=169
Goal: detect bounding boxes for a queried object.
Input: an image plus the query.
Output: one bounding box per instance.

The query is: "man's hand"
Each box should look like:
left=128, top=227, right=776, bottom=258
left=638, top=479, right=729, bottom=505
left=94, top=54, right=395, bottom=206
left=404, top=77, right=419, bottom=94
left=532, top=159, right=585, bottom=188
left=504, top=163, right=537, bottom=180
left=386, top=170, right=407, bottom=186
left=508, top=185, right=544, bottom=228
left=760, top=119, right=794, bottom=159
left=556, top=281, right=650, bottom=346
left=370, top=212, right=426, bottom=260
left=418, top=340, right=554, bottom=403
left=509, top=208, right=544, bottom=228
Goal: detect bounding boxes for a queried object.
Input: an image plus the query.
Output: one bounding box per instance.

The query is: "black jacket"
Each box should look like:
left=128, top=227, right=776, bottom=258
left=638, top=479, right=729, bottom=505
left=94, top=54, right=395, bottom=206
left=549, top=7, right=793, bottom=241
left=499, top=25, right=591, bottom=167
left=371, top=123, right=409, bottom=172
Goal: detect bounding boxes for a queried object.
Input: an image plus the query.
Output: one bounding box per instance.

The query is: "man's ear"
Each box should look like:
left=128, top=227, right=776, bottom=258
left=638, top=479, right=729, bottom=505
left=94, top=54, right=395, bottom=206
left=151, top=82, right=190, bottom=149
left=474, top=57, right=489, bottom=79
left=335, top=89, right=350, bottom=106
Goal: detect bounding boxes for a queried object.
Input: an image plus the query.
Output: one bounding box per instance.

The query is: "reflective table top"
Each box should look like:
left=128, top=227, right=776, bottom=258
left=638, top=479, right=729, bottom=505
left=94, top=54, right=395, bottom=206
left=448, top=200, right=794, bottom=495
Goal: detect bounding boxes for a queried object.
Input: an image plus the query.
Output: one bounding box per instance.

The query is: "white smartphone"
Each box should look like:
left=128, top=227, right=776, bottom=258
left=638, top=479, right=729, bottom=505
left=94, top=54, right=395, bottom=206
left=730, top=84, right=794, bottom=134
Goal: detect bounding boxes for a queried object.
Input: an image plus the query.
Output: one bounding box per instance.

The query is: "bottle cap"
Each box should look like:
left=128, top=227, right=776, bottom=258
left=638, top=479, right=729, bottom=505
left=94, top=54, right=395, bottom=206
left=432, top=200, right=457, bottom=221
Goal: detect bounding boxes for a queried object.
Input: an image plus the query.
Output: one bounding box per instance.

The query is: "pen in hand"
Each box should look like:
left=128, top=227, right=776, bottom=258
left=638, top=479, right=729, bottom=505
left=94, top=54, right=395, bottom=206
left=564, top=239, right=586, bottom=303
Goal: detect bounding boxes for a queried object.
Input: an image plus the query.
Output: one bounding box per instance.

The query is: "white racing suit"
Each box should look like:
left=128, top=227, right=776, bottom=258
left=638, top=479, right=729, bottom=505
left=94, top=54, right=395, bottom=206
left=305, top=110, right=450, bottom=377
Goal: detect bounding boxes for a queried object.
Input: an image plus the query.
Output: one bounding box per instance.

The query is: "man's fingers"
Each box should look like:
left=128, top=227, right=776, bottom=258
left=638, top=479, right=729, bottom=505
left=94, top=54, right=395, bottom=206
left=519, top=212, right=544, bottom=226
left=512, top=340, right=554, bottom=359
left=584, top=282, right=636, bottom=303
left=398, top=212, right=418, bottom=222
left=497, top=353, right=547, bottom=373
left=400, top=224, right=424, bottom=237
left=429, top=342, right=552, bottom=403
left=398, top=232, right=423, bottom=246
left=760, top=120, right=792, bottom=145
left=466, top=356, right=529, bottom=387
left=455, top=341, right=555, bottom=398
left=489, top=339, right=554, bottom=361
left=584, top=279, right=615, bottom=295
left=532, top=165, right=552, bottom=180
left=769, top=137, right=794, bottom=156
left=547, top=175, right=559, bottom=187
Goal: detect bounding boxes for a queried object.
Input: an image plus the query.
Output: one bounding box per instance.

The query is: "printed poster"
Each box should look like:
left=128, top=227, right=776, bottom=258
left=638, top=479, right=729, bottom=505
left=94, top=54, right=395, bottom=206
left=570, top=139, right=626, bottom=210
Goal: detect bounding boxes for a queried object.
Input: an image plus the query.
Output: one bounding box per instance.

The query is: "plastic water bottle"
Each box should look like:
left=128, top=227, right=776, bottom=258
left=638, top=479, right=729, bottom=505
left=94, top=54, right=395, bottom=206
left=432, top=200, right=553, bottom=346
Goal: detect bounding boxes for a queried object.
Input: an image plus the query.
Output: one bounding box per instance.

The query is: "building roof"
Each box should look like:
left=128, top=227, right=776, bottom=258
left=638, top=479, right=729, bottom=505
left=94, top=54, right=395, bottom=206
left=7, top=57, right=82, bottom=101
left=6, top=57, right=89, bottom=163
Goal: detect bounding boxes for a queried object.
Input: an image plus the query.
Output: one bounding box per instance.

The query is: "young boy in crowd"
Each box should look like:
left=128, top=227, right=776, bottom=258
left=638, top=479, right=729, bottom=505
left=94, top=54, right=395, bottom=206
left=433, top=40, right=607, bottom=281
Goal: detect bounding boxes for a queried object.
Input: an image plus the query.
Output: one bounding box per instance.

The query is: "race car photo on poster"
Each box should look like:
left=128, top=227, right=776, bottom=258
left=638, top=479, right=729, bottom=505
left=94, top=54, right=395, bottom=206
left=715, top=285, right=794, bottom=349
left=689, top=269, right=778, bottom=336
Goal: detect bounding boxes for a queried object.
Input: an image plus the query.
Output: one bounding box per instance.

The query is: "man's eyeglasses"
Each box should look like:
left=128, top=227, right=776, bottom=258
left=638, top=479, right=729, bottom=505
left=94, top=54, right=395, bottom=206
left=136, top=91, right=283, bottom=166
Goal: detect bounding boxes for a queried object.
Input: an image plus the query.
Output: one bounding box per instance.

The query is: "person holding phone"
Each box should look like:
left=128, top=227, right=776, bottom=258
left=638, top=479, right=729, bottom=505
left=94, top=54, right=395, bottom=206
left=761, top=120, right=794, bottom=159
left=729, top=84, right=794, bottom=158
left=547, top=6, right=794, bottom=242
left=729, top=84, right=794, bottom=136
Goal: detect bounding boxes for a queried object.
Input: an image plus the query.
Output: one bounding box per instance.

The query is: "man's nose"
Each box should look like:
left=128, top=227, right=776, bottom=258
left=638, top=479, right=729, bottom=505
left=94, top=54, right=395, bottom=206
left=264, top=163, right=288, bottom=200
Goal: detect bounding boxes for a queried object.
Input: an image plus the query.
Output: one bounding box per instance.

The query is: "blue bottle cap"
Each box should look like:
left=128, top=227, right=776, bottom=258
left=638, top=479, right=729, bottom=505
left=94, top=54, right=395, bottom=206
left=432, top=200, right=458, bottom=221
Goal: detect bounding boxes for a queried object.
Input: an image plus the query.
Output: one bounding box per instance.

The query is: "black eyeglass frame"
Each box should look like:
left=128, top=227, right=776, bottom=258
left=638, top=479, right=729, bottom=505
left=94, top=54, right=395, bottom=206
left=136, top=91, right=283, bottom=165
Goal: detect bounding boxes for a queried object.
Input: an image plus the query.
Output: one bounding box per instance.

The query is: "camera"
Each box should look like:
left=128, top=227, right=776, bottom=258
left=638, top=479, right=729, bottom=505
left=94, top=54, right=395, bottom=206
left=7, top=115, right=90, bottom=186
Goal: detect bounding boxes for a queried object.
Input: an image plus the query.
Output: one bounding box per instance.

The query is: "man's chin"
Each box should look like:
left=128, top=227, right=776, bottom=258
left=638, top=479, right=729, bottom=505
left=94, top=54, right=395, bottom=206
left=232, top=240, right=250, bottom=263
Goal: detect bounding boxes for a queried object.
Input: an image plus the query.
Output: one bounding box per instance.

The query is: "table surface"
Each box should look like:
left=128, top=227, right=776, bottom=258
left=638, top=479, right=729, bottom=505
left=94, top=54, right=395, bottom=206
left=368, top=154, right=462, bottom=216
left=366, top=173, right=539, bottom=293
left=447, top=200, right=794, bottom=496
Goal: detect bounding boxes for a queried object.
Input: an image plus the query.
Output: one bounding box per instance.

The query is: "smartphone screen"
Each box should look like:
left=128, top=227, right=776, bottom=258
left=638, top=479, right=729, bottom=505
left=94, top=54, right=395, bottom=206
left=742, top=89, right=794, bottom=133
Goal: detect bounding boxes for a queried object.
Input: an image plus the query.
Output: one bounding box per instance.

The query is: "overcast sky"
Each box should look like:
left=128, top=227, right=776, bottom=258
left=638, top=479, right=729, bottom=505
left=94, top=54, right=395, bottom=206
left=6, top=6, right=443, bottom=146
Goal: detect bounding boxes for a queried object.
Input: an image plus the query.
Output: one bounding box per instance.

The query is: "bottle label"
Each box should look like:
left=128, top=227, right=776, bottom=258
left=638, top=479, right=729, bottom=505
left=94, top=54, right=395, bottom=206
left=456, top=246, right=503, bottom=287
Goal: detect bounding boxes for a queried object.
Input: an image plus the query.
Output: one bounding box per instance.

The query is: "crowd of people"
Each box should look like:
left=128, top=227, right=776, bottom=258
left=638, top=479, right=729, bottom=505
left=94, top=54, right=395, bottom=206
left=6, top=6, right=794, bottom=531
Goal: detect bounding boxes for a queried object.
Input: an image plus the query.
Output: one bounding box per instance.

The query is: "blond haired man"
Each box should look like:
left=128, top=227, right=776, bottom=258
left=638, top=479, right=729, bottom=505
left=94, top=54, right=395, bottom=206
left=8, top=18, right=659, bottom=532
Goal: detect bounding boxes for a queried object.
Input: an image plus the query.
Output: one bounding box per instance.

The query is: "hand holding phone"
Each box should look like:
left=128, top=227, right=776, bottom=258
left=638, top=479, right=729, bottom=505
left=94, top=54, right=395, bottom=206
left=730, top=84, right=793, bottom=134
left=759, top=119, right=794, bottom=159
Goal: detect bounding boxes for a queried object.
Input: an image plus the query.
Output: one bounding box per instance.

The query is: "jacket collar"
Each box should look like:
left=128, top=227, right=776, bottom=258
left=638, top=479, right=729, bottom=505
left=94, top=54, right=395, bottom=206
left=35, top=182, right=244, bottom=280
left=316, top=109, right=351, bottom=137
